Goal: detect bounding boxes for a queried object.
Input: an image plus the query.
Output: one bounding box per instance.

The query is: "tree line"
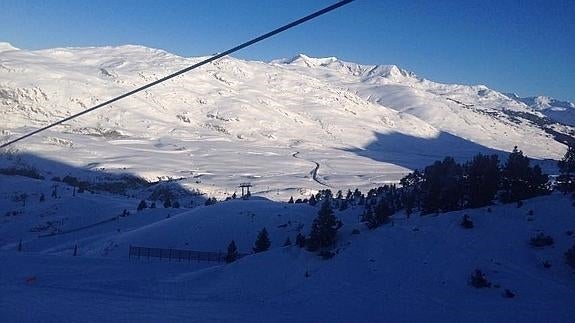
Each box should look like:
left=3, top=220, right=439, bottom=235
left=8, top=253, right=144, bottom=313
left=400, top=146, right=552, bottom=215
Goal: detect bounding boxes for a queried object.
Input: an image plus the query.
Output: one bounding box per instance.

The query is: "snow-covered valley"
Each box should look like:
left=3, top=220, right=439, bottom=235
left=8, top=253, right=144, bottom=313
left=1, top=43, right=574, bottom=199
left=1, top=43, right=574, bottom=322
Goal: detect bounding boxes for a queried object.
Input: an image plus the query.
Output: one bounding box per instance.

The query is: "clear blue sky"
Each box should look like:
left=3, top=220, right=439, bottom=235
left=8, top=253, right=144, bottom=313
left=1, top=0, right=574, bottom=102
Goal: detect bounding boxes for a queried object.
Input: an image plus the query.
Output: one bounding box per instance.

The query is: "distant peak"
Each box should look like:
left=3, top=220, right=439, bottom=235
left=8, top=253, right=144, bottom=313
left=364, top=64, right=416, bottom=80
left=503, top=92, right=520, bottom=100
left=281, top=54, right=339, bottom=67
left=292, top=53, right=310, bottom=61
left=0, top=42, right=20, bottom=53
left=504, top=93, right=575, bottom=111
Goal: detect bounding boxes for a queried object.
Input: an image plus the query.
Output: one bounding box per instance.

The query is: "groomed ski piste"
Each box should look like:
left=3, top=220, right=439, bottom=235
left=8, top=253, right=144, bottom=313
left=1, top=43, right=575, bottom=322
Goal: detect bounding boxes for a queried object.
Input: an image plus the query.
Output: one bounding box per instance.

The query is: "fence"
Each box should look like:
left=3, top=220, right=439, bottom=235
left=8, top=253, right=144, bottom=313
left=128, top=245, right=248, bottom=263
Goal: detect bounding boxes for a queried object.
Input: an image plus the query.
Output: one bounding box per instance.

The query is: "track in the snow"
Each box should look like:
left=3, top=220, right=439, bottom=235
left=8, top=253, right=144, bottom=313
left=292, top=151, right=330, bottom=187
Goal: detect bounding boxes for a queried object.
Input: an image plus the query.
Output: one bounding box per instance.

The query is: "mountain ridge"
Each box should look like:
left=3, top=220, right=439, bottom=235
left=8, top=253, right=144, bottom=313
left=0, top=44, right=572, bottom=199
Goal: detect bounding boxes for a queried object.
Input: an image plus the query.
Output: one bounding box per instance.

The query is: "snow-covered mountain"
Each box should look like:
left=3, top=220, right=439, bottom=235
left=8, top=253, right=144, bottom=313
left=1, top=43, right=574, bottom=322
left=505, top=93, right=575, bottom=127
left=1, top=43, right=573, bottom=199
left=0, top=42, right=20, bottom=53
left=505, top=93, right=575, bottom=111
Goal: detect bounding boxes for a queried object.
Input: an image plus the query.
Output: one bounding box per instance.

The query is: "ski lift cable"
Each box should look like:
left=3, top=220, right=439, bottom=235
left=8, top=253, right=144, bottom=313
left=0, top=0, right=354, bottom=149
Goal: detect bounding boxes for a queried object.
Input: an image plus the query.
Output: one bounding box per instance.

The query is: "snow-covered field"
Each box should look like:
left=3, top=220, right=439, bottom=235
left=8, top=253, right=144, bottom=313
left=1, top=43, right=573, bottom=199
left=1, top=43, right=575, bottom=322
left=1, top=172, right=574, bottom=322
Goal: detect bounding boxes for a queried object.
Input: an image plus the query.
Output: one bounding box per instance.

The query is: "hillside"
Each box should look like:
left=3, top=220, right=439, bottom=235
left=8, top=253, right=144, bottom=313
left=1, top=43, right=575, bottom=322
left=1, top=171, right=574, bottom=322
left=505, top=93, right=575, bottom=127
left=1, top=44, right=574, bottom=200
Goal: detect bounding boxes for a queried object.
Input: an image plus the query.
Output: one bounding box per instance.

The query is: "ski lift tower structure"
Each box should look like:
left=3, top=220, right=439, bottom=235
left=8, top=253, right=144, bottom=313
left=239, top=183, right=252, bottom=198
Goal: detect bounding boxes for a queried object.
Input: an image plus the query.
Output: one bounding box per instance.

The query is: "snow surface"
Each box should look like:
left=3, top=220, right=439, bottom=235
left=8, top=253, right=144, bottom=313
left=0, top=42, right=19, bottom=53
left=505, top=93, right=575, bottom=127
left=0, top=44, right=573, bottom=201
left=1, top=43, right=574, bottom=322
left=1, top=173, right=574, bottom=322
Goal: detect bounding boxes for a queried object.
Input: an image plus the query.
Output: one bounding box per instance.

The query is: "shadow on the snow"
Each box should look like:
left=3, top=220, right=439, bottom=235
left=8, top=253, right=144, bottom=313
left=0, top=151, right=207, bottom=205
left=344, top=131, right=556, bottom=171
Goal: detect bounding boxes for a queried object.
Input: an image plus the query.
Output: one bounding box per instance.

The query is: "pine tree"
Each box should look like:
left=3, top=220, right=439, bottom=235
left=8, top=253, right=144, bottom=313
left=364, top=200, right=392, bottom=229
left=460, top=214, right=474, bottom=229
left=558, top=144, right=575, bottom=175
left=421, top=157, right=464, bottom=214
left=308, top=194, right=317, bottom=206
left=402, top=192, right=415, bottom=217
left=557, top=145, right=575, bottom=192
left=137, top=200, right=147, bottom=211
left=501, top=146, right=530, bottom=202
left=225, top=240, right=239, bottom=263
left=529, top=165, right=550, bottom=196
left=501, top=147, right=549, bottom=202
left=321, top=189, right=333, bottom=200
left=307, top=199, right=341, bottom=251
left=464, top=153, right=500, bottom=208
left=163, top=197, right=172, bottom=208
left=295, top=232, right=306, bottom=248
left=346, top=189, right=353, bottom=200
left=288, top=196, right=294, bottom=203
left=361, top=207, right=374, bottom=225
left=400, top=169, right=424, bottom=216
left=339, top=199, right=348, bottom=211
left=253, top=227, right=271, bottom=253
left=358, top=194, right=365, bottom=206
left=469, top=269, right=491, bottom=288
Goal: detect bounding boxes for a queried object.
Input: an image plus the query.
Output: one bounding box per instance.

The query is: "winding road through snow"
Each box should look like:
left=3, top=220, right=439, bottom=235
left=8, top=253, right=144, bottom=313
left=292, top=151, right=330, bottom=187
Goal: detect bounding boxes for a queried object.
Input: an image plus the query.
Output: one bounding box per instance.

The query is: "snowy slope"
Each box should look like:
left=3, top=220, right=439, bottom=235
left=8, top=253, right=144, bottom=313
left=274, top=55, right=575, bottom=157
left=2, top=42, right=574, bottom=323
left=505, top=93, right=575, bottom=127
left=0, top=42, right=19, bottom=53
left=1, top=171, right=574, bottom=322
left=0, top=43, right=573, bottom=201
